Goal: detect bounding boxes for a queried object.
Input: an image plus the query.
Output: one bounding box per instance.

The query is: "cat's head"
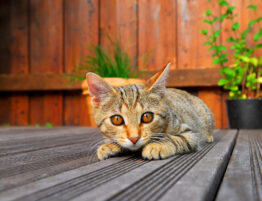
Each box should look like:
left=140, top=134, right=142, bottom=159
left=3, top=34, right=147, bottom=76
left=86, top=63, right=171, bottom=150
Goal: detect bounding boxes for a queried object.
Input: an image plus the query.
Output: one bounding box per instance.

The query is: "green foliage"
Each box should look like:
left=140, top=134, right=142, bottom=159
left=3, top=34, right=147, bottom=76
left=45, top=122, right=53, bottom=128
left=70, top=35, right=150, bottom=80
left=248, top=5, right=257, bottom=11
left=202, top=1, right=262, bottom=99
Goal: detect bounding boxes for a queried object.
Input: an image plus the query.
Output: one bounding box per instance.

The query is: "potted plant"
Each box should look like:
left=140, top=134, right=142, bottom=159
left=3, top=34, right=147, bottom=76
left=71, top=37, right=147, bottom=127
left=201, top=0, right=262, bottom=128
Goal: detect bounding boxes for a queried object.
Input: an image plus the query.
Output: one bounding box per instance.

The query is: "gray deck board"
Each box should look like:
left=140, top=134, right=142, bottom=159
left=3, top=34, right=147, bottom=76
left=160, top=130, right=236, bottom=201
left=0, top=127, right=259, bottom=201
left=216, top=130, right=262, bottom=201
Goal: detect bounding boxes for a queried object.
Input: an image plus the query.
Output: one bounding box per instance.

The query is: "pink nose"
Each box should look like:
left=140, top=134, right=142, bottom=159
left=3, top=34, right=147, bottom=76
left=129, top=137, right=140, bottom=144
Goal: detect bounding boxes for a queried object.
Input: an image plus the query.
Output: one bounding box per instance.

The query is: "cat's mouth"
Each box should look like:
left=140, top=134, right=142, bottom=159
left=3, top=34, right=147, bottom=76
left=120, top=139, right=145, bottom=151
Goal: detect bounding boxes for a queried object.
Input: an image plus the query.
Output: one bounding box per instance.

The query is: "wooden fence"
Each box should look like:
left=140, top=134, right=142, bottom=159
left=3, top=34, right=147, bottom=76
left=0, top=0, right=261, bottom=128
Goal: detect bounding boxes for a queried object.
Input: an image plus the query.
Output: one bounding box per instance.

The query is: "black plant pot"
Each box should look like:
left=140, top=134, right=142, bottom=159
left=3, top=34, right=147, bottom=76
left=226, top=99, right=262, bottom=129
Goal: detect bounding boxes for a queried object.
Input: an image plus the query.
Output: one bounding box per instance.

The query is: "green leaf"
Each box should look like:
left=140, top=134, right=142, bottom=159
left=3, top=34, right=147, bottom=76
left=226, top=36, right=235, bottom=42
left=232, top=22, right=239, bottom=31
left=203, top=41, right=212, bottom=46
left=241, top=28, right=251, bottom=39
left=213, top=58, right=221, bottom=65
left=226, top=6, right=235, bottom=14
left=45, top=122, right=53, bottom=128
left=247, top=5, right=257, bottom=11
left=217, top=45, right=227, bottom=52
left=205, top=9, right=211, bottom=16
left=248, top=19, right=257, bottom=26
left=203, top=19, right=213, bottom=24
left=249, top=57, right=258, bottom=66
left=258, top=77, right=262, bottom=83
left=239, top=56, right=250, bottom=63
left=219, top=0, right=229, bottom=6
left=255, top=43, right=262, bottom=49
left=231, top=86, right=239, bottom=91
left=218, top=78, right=229, bottom=86
left=213, top=29, right=222, bottom=38
left=253, top=29, right=262, bottom=41
left=200, top=29, right=208, bottom=35
left=219, top=14, right=227, bottom=22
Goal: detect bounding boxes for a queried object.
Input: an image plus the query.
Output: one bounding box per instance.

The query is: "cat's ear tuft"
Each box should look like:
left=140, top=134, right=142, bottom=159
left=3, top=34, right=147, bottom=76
left=145, top=62, right=171, bottom=96
left=86, top=73, right=116, bottom=100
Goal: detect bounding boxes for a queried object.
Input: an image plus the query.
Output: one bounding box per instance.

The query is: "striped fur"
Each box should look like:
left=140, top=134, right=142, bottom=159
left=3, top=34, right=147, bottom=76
left=86, top=63, right=214, bottom=160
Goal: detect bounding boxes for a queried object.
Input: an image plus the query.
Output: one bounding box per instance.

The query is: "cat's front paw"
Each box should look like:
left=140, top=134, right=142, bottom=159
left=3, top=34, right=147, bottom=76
left=142, top=142, right=175, bottom=160
left=97, top=143, right=122, bottom=160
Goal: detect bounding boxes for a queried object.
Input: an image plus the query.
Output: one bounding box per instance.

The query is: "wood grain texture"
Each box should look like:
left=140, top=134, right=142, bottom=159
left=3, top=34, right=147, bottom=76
left=176, top=0, right=220, bottom=69
left=216, top=130, right=262, bottom=201
left=64, top=0, right=98, bottom=126
left=0, top=0, right=12, bottom=125
left=0, top=68, right=221, bottom=91
left=161, top=130, right=237, bottom=201
left=117, top=0, right=138, bottom=67
left=198, top=88, right=222, bottom=128
left=0, top=0, right=29, bottom=126
left=29, top=0, right=63, bottom=126
left=138, top=0, right=176, bottom=70
left=99, top=0, right=137, bottom=67
left=9, top=0, right=29, bottom=126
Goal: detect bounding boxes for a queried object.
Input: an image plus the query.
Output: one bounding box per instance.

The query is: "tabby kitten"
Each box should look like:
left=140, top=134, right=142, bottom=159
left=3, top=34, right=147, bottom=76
left=86, top=63, right=214, bottom=160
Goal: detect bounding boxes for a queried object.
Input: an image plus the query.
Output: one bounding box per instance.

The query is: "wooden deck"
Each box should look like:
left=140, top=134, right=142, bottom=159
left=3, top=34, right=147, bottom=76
left=0, top=127, right=261, bottom=201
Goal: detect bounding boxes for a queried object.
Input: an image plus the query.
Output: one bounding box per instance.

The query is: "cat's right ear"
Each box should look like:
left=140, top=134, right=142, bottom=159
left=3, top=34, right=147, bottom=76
left=86, top=73, right=116, bottom=102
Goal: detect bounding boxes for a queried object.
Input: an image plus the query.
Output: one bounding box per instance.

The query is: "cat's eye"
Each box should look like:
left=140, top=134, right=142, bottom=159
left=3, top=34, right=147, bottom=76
left=110, top=115, right=124, bottom=126
left=141, top=112, right=154, bottom=124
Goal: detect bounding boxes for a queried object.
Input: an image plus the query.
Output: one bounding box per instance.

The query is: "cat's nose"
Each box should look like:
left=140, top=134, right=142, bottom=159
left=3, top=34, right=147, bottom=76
left=129, top=137, right=140, bottom=144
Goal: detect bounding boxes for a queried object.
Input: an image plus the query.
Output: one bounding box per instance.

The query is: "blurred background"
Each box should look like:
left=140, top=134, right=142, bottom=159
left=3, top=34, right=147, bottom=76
left=0, top=0, right=261, bottom=128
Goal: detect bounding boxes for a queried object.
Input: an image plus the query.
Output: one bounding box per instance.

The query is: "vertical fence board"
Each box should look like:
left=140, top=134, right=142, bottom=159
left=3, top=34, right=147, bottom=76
left=138, top=0, right=176, bottom=70
left=64, top=0, right=98, bottom=126
left=9, top=0, right=29, bottom=125
left=0, top=0, right=10, bottom=73
left=198, top=88, right=222, bottom=129
left=100, top=0, right=138, bottom=66
left=0, top=0, right=11, bottom=125
left=117, top=0, right=138, bottom=67
left=176, top=0, right=219, bottom=69
left=100, top=0, right=117, bottom=48
left=29, top=0, right=63, bottom=126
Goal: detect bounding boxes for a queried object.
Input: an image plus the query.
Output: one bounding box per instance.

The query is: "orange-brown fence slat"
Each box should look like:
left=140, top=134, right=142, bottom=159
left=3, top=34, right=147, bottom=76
left=198, top=88, right=223, bottom=129
left=176, top=0, right=219, bottom=69
left=64, top=0, right=99, bottom=126
left=29, top=0, right=63, bottom=126
left=138, top=0, right=176, bottom=70
left=9, top=0, right=29, bottom=126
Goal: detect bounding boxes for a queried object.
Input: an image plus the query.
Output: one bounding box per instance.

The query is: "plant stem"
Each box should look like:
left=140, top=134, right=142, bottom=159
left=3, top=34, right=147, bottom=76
left=257, top=67, right=261, bottom=98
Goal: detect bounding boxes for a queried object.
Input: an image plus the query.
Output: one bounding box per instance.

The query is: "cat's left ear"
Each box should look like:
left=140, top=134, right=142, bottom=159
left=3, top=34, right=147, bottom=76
left=145, top=62, right=171, bottom=96
left=86, top=72, right=116, bottom=102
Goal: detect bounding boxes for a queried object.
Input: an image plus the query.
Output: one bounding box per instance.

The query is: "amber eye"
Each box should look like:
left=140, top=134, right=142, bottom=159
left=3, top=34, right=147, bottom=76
left=110, top=115, right=124, bottom=126
left=141, top=112, right=154, bottom=124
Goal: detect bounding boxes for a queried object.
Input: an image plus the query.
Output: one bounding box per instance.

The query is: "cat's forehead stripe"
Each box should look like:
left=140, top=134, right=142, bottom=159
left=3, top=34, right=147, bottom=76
left=116, top=85, right=141, bottom=109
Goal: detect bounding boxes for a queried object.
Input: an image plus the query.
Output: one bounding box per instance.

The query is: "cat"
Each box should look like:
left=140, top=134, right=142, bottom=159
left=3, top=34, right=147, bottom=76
left=86, top=63, right=214, bottom=160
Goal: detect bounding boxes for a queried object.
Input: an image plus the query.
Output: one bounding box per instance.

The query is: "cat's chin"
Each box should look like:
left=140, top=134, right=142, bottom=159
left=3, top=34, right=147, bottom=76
left=126, top=145, right=142, bottom=151
left=120, top=140, right=144, bottom=151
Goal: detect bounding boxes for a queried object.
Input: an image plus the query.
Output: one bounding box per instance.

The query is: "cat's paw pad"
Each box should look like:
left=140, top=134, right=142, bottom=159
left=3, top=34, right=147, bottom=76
left=97, top=143, right=121, bottom=160
left=142, top=142, right=174, bottom=160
